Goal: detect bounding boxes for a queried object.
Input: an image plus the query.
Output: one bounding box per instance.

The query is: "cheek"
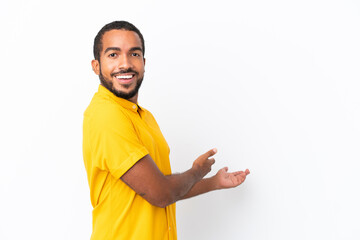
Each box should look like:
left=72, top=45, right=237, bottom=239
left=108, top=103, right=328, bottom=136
left=100, top=61, right=116, bottom=75
left=136, top=62, right=145, bottom=74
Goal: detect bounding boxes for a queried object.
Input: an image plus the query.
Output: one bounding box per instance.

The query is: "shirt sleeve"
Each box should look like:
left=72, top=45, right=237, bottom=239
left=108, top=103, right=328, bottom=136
left=88, top=101, right=149, bottom=179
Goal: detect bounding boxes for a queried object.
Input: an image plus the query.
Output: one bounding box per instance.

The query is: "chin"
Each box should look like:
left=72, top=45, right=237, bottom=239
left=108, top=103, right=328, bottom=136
left=116, top=86, right=134, bottom=93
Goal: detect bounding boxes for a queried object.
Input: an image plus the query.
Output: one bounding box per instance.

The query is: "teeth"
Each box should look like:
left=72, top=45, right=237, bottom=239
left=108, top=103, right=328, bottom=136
left=116, top=75, right=133, bottom=79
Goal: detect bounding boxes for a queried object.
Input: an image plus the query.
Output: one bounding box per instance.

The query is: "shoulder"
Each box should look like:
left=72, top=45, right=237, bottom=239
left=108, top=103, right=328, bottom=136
left=139, top=106, right=162, bottom=129
left=139, top=106, right=156, bottom=120
left=84, top=95, right=132, bottom=130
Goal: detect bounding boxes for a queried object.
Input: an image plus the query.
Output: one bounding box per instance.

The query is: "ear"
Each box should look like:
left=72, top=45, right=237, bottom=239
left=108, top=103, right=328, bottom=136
left=91, top=60, right=100, bottom=75
left=143, top=57, right=146, bottom=71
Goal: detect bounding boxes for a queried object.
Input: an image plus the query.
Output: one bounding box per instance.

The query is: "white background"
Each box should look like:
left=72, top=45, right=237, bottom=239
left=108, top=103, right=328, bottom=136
left=0, top=0, right=359, bottom=239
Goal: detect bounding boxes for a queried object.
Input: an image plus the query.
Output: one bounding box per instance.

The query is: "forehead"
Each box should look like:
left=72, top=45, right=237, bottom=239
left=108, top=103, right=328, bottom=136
left=101, top=29, right=142, bottom=52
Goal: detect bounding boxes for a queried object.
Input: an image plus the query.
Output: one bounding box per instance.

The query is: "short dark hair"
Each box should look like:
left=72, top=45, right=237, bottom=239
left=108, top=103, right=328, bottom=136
left=93, top=21, right=145, bottom=61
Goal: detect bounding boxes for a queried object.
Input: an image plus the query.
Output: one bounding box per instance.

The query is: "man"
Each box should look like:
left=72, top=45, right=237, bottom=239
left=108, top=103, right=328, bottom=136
left=83, top=21, right=250, bottom=240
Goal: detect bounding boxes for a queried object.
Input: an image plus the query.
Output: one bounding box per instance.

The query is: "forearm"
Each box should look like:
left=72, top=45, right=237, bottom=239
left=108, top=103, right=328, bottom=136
left=121, top=150, right=217, bottom=208
left=161, top=168, right=202, bottom=207
left=180, top=176, right=219, bottom=200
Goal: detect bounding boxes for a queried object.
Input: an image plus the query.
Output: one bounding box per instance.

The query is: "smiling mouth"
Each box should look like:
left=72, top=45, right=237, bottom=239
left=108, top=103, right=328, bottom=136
left=116, top=74, right=134, bottom=79
left=115, top=74, right=134, bottom=79
left=114, top=74, right=135, bottom=84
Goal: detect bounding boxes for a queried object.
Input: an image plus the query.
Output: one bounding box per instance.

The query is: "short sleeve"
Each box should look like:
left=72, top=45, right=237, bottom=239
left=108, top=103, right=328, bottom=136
left=87, top=101, right=149, bottom=179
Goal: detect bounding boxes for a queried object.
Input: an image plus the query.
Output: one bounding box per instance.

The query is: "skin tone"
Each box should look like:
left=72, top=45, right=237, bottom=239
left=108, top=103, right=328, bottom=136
left=91, top=29, right=250, bottom=208
left=91, top=29, right=145, bottom=104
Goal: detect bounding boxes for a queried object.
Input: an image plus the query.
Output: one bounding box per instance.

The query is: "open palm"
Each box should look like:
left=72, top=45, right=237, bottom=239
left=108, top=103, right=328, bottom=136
left=215, top=167, right=250, bottom=189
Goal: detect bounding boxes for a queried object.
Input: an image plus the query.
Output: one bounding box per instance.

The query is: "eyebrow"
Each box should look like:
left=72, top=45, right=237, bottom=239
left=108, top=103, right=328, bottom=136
left=104, top=47, right=120, bottom=54
left=104, top=47, right=143, bottom=54
left=129, top=47, right=143, bottom=52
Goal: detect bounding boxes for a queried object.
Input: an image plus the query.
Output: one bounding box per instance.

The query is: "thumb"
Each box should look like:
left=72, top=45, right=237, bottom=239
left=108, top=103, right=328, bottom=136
left=202, top=148, right=217, bottom=159
left=220, top=167, right=228, bottom=172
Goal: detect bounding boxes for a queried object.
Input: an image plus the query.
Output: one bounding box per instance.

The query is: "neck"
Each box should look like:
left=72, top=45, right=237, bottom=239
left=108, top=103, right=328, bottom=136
left=128, top=94, right=138, bottom=104
left=100, top=83, right=139, bottom=104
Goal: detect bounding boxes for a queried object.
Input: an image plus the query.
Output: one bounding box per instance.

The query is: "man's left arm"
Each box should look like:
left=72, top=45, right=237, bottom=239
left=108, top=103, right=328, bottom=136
left=180, top=167, right=250, bottom=200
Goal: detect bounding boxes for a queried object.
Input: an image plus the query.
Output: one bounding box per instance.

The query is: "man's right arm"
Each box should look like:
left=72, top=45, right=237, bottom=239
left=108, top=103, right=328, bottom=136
left=120, top=149, right=217, bottom=208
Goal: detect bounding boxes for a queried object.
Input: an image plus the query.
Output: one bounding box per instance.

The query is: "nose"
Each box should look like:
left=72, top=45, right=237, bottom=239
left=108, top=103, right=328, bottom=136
left=117, top=53, right=132, bottom=70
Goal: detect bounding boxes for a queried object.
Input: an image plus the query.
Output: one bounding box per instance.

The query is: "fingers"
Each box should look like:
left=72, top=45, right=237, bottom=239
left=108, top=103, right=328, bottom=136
left=192, top=150, right=217, bottom=179
left=202, top=148, right=217, bottom=159
left=232, top=169, right=250, bottom=176
left=208, top=157, right=216, bottom=165
left=236, top=175, right=246, bottom=185
left=232, top=171, right=244, bottom=176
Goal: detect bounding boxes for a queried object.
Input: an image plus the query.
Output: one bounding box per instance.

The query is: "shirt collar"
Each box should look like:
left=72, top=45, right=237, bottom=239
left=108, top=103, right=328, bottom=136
left=98, top=84, right=141, bottom=113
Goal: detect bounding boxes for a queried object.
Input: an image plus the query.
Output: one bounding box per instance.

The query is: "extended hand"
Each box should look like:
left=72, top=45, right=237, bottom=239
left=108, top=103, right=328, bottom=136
left=192, top=148, right=217, bottom=179
left=214, top=167, right=250, bottom=189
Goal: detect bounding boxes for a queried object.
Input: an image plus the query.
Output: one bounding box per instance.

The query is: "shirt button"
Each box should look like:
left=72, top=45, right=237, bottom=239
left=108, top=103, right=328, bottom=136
left=132, top=105, right=136, bottom=110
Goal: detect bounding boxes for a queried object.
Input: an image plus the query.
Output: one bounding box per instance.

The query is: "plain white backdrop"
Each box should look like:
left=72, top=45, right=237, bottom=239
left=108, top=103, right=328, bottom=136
left=0, top=0, right=359, bottom=239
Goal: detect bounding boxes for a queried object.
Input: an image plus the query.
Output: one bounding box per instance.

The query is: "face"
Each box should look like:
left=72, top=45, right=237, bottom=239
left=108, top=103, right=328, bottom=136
left=92, top=29, right=145, bottom=102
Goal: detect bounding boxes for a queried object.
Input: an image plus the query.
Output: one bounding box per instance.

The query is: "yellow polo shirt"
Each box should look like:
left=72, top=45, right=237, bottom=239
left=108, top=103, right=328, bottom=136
left=83, top=85, right=177, bottom=240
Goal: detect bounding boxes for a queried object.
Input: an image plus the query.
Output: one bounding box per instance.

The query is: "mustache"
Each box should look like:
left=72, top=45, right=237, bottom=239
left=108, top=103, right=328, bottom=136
left=111, top=68, right=138, bottom=77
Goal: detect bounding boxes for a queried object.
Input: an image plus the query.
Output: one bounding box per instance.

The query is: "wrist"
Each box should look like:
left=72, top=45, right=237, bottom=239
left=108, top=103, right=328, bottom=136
left=208, top=175, right=220, bottom=191
left=188, top=167, right=202, bottom=182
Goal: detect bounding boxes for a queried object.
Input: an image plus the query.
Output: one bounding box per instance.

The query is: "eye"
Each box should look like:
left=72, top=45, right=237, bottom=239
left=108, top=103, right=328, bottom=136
left=109, top=53, right=117, bottom=58
left=131, top=52, right=140, bottom=57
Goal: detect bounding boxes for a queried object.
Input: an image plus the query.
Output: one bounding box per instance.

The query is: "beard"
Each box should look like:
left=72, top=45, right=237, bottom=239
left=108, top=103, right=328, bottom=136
left=99, top=67, right=143, bottom=100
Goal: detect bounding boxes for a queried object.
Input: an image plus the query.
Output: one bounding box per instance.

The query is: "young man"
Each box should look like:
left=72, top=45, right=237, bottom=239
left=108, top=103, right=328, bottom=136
left=83, top=21, right=250, bottom=240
